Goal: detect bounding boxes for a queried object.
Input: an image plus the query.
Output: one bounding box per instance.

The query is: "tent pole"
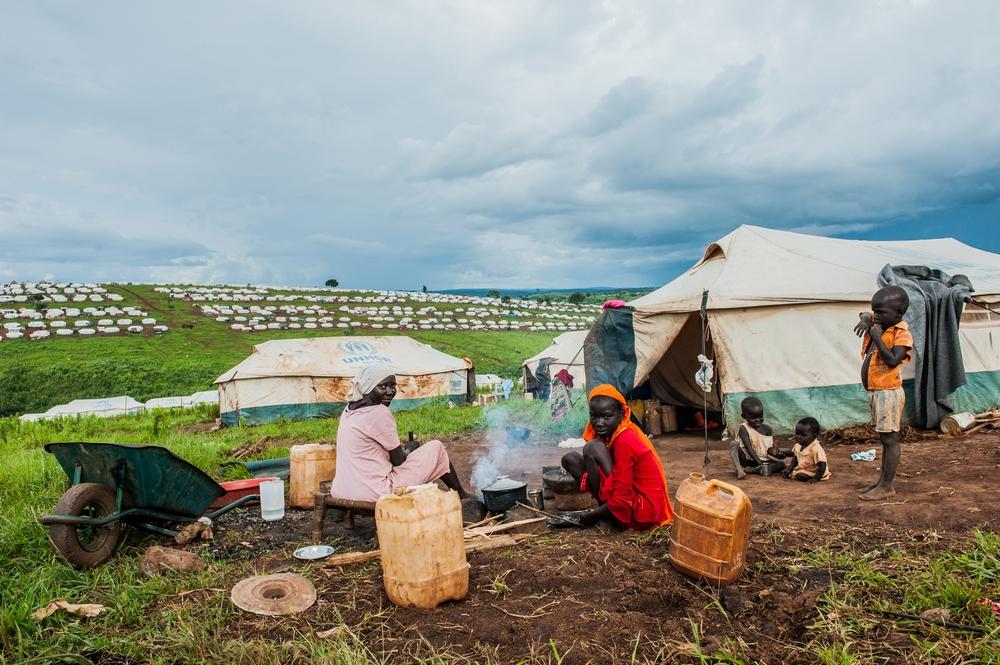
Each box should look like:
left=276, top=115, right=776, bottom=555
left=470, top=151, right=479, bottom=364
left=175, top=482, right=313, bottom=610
left=700, top=290, right=710, bottom=468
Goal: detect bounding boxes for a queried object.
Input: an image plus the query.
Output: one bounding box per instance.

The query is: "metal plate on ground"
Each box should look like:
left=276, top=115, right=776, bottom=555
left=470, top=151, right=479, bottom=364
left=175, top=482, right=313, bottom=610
left=293, top=544, right=336, bottom=561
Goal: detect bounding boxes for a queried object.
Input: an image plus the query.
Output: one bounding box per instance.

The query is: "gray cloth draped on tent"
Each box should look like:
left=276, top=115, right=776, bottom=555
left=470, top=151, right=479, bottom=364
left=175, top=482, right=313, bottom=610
left=878, top=264, right=973, bottom=428
left=584, top=306, right=636, bottom=395
left=534, top=357, right=554, bottom=401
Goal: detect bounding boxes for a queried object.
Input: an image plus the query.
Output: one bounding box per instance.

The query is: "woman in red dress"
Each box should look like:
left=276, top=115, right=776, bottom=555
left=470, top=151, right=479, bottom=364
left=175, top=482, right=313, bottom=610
left=559, top=384, right=673, bottom=530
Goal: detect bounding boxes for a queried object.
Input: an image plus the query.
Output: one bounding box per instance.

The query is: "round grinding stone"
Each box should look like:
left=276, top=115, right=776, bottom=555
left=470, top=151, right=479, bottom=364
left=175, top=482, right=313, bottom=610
left=230, top=573, right=317, bottom=616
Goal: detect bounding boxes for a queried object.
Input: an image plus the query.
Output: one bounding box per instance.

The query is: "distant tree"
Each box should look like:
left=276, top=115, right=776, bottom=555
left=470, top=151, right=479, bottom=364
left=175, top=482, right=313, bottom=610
left=501, top=295, right=511, bottom=303
left=422, top=285, right=428, bottom=293
left=568, top=292, right=586, bottom=304
left=325, top=278, right=339, bottom=288
left=487, top=289, right=501, bottom=298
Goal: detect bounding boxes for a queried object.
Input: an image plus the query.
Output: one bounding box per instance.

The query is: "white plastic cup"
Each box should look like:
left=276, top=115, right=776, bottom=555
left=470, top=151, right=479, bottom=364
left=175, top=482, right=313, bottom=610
left=259, top=479, right=285, bottom=521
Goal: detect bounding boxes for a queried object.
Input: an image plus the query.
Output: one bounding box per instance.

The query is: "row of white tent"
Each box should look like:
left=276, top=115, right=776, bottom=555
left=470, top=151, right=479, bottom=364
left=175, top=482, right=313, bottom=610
left=2, top=281, right=107, bottom=293
left=3, top=306, right=149, bottom=320
left=4, top=318, right=157, bottom=329
left=1, top=326, right=169, bottom=341
left=225, top=320, right=585, bottom=333
left=19, top=391, right=218, bottom=422
left=161, top=284, right=601, bottom=314
left=202, top=307, right=591, bottom=326
left=206, top=304, right=594, bottom=319
left=0, top=293, right=125, bottom=304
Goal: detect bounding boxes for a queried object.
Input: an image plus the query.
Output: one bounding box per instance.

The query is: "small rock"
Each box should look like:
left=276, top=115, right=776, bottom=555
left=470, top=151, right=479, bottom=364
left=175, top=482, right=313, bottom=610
left=140, top=546, right=206, bottom=576
left=174, top=517, right=213, bottom=545
left=461, top=498, right=487, bottom=523
left=919, top=607, right=951, bottom=622
left=721, top=587, right=744, bottom=614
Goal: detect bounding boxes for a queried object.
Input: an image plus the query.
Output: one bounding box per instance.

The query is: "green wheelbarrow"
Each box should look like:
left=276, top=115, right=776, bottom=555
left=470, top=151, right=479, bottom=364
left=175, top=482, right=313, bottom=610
left=40, top=442, right=260, bottom=569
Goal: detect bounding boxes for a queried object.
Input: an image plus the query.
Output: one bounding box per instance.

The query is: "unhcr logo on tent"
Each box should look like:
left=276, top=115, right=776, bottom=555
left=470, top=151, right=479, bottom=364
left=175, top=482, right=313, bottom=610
left=339, top=340, right=376, bottom=355
left=338, top=340, right=392, bottom=365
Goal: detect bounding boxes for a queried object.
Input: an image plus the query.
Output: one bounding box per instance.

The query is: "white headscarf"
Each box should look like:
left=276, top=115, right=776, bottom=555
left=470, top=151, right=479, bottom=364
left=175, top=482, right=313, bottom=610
left=346, top=363, right=396, bottom=402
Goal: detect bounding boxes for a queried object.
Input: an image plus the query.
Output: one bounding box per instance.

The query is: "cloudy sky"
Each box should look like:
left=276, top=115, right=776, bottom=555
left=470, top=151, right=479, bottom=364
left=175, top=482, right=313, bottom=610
left=1, top=1, right=999, bottom=290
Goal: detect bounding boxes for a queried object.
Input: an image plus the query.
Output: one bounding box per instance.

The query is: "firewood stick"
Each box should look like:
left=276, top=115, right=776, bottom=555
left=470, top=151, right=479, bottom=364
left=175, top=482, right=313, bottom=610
left=463, top=517, right=546, bottom=538
left=515, top=502, right=581, bottom=524
left=464, top=514, right=503, bottom=529
left=322, top=550, right=382, bottom=567
left=466, top=534, right=520, bottom=552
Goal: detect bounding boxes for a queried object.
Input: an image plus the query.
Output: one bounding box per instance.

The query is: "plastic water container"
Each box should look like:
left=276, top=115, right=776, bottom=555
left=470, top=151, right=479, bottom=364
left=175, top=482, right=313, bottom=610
left=669, top=473, right=752, bottom=585
left=259, top=479, right=285, bottom=521
left=376, top=483, right=468, bottom=608
left=289, top=444, right=337, bottom=509
left=940, top=411, right=976, bottom=435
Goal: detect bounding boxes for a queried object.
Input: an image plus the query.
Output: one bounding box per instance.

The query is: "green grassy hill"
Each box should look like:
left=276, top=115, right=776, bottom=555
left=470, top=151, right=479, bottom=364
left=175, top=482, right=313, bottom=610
left=0, top=284, right=560, bottom=416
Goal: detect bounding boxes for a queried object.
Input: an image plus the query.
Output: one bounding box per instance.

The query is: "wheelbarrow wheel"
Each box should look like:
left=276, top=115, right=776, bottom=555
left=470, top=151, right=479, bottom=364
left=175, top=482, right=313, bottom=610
left=49, top=483, right=122, bottom=569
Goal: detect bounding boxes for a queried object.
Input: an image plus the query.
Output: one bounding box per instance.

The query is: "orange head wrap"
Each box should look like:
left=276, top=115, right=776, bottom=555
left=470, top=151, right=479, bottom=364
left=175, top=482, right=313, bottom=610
left=583, top=385, right=661, bottom=461
left=582, top=384, right=632, bottom=444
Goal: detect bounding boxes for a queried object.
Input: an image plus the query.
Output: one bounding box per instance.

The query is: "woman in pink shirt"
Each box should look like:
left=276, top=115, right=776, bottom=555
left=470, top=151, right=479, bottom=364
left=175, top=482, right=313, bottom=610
left=329, top=364, right=469, bottom=502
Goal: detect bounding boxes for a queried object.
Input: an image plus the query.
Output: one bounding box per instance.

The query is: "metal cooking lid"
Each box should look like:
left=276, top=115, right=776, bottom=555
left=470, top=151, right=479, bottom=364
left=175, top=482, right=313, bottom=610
left=484, top=475, right=526, bottom=492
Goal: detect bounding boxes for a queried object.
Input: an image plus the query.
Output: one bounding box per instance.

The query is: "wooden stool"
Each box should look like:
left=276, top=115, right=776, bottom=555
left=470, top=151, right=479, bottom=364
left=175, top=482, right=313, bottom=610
left=311, top=488, right=376, bottom=543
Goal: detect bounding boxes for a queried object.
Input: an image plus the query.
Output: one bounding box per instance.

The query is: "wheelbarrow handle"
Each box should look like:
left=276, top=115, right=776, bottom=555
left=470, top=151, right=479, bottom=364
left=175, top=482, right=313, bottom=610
left=205, top=493, right=260, bottom=521
left=41, top=506, right=196, bottom=528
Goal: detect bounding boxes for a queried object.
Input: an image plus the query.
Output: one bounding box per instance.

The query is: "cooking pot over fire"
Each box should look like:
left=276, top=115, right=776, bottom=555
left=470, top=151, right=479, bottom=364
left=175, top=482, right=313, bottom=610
left=481, top=476, right=528, bottom=513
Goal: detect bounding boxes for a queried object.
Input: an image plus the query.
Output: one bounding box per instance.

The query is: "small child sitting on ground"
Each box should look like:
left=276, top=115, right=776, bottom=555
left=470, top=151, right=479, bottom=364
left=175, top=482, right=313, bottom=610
left=783, top=417, right=830, bottom=482
left=730, top=396, right=786, bottom=479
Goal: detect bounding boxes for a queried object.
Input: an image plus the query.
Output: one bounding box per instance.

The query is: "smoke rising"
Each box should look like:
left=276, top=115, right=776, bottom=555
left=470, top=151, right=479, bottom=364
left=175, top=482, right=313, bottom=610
left=470, top=405, right=515, bottom=492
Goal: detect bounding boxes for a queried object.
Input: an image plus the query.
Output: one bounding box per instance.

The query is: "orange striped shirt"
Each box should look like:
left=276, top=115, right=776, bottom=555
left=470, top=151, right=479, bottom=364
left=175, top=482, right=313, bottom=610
left=861, top=320, right=913, bottom=390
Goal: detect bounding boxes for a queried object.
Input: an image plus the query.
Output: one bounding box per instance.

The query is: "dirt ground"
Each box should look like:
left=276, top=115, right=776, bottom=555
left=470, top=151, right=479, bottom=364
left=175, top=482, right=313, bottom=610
left=446, top=428, right=1000, bottom=532
left=212, top=522, right=837, bottom=664
left=173, top=429, right=1000, bottom=663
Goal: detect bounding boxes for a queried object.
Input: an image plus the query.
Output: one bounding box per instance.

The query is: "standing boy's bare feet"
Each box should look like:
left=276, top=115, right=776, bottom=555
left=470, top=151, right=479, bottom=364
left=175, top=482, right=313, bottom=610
left=858, top=485, right=896, bottom=501
left=857, top=480, right=880, bottom=493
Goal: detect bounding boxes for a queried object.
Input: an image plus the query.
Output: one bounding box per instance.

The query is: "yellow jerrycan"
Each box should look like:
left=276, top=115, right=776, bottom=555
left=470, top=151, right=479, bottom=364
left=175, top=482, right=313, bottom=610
left=669, top=473, right=752, bottom=585
left=289, top=444, right=337, bottom=509
left=376, top=483, right=469, bottom=608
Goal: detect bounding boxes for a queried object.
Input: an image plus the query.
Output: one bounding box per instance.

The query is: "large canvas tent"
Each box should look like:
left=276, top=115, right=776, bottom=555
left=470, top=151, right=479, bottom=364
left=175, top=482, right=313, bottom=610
left=20, top=396, right=145, bottom=422
left=215, top=336, right=474, bottom=426
left=145, top=390, right=219, bottom=411
left=522, top=330, right=587, bottom=392
left=586, top=225, right=1000, bottom=433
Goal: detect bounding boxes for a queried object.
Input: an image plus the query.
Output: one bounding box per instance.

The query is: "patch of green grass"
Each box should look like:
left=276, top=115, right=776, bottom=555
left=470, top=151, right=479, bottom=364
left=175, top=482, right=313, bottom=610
left=481, top=395, right=590, bottom=441
left=813, top=642, right=860, bottom=665
left=486, top=569, right=513, bottom=597
left=794, top=530, right=1000, bottom=664
left=0, top=283, right=558, bottom=416
left=0, top=402, right=488, bottom=664
left=2, top=394, right=996, bottom=664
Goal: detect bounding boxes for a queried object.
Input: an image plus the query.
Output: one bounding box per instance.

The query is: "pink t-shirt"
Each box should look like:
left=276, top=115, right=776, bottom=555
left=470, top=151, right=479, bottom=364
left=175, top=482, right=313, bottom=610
left=328, top=404, right=401, bottom=502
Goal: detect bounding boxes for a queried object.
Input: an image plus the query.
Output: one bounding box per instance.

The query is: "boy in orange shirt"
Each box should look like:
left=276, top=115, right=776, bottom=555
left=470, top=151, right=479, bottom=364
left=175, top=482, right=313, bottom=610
left=853, top=286, right=913, bottom=501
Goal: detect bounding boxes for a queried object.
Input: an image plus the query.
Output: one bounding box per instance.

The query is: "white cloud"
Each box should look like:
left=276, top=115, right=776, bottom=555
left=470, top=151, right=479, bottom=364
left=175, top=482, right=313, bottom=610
left=1, top=1, right=998, bottom=288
